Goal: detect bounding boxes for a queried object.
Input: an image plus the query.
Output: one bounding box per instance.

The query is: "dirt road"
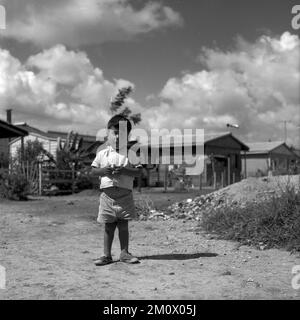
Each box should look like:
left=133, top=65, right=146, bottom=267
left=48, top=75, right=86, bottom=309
left=0, top=195, right=300, bottom=299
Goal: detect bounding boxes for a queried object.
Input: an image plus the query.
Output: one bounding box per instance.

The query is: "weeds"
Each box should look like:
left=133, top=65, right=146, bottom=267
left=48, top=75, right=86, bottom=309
left=201, top=181, right=300, bottom=251
left=135, top=194, right=155, bottom=218
left=0, top=169, right=30, bottom=200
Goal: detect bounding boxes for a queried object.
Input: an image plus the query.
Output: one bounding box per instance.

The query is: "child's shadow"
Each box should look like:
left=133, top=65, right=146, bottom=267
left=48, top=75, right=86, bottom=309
left=139, top=252, right=218, bottom=261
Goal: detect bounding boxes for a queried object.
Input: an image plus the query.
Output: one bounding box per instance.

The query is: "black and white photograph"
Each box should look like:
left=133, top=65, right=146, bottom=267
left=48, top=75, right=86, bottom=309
left=0, top=0, right=300, bottom=303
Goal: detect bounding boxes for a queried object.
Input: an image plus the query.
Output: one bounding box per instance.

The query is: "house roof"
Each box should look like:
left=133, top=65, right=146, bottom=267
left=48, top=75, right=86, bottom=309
left=138, top=131, right=249, bottom=151
left=292, top=149, right=300, bottom=158
left=204, top=132, right=249, bottom=151
left=14, top=123, right=56, bottom=140
left=245, top=141, right=287, bottom=154
left=204, top=132, right=230, bottom=143
left=13, top=123, right=96, bottom=142
left=0, top=119, right=28, bottom=138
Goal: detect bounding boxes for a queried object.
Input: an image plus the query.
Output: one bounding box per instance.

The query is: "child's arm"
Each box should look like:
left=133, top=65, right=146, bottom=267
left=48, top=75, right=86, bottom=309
left=91, top=166, right=113, bottom=177
left=113, top=165, right=141, bottom=178
left=122, top=166, right=141, bottom=178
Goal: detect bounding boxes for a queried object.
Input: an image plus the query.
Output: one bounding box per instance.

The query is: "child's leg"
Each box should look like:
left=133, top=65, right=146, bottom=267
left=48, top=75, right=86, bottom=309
left=104, top=222, right=117, bottom=257
left=118, top=220, right=139, bottom=263
left=117, top=220, right=129, bottom=252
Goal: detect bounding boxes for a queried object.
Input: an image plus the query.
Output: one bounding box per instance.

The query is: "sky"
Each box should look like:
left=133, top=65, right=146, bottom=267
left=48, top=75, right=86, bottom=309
left=0, top=0, right=299, bottom=146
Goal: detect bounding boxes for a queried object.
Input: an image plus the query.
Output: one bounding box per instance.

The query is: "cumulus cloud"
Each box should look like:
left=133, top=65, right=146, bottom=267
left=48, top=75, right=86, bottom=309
left=1, top=31, right=299, bottom=146
left=0, top=44, right=141, bottom=133
left=145, top=32, right=300, bottom=145
left=0, top=0, right=183, bottom=47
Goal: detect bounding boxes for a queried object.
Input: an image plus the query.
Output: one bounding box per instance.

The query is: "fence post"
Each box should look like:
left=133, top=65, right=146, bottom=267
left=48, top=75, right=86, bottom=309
left=163, top=165, right=168, bottom=192
left=71, top=163, right=75, bottom=194
left=213, top=171, right=217, bottom=189
left=221, top=171, right=224, bottom=188
left=38, top=162, right=42, bottom=196
left=199, top=173, right=202, bottom=191
left=227, top=155, right=231, bottom=185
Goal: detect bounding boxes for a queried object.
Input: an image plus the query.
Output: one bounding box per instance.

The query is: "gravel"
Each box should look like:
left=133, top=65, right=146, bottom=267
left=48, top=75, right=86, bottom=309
left=142, top=175, right=300, bottom=221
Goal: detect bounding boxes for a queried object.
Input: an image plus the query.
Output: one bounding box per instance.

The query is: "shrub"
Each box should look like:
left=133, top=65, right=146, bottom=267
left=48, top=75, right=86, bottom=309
left=75, top=174, right=94, bottom=190
left=0, top=152, right=9, bottom=168
left=201, top=182, right=300, bottom=252
left=0, top=169, right=30, bottom=200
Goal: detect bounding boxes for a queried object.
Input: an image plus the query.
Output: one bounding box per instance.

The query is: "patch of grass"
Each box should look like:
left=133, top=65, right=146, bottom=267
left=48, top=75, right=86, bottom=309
left=201, top=181, right=300, bottom=252
left=135, top=195, right=155, bottom=218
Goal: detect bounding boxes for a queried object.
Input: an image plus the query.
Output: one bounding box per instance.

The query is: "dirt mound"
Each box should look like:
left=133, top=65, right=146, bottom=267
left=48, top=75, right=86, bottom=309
left=212, top=175, right=300, bottom=203
left=165, top=175, right=300, bottom=221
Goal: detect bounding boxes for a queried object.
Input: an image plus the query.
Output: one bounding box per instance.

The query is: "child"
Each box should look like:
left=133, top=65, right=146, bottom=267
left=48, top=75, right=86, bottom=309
left=91, top=115, right=141, bottom=266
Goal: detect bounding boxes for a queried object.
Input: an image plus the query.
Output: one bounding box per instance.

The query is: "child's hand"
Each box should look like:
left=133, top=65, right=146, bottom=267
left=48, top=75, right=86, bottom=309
left=112, top=165, right=124, bottom=175
left=102, top=166, right=114, bottom=177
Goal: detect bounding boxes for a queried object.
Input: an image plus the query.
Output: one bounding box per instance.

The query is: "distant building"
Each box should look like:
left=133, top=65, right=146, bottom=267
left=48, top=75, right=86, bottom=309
left=138, top=132, right=249, bottom=189
left=9, top=123, right=61, bottom=160
left=241, top=141, right=299, bottom=177
left=292, top=149, right=300, bottom=159
left=9, top=122, right=98, bottom=163
left=0, top=116, right=28, bottom=168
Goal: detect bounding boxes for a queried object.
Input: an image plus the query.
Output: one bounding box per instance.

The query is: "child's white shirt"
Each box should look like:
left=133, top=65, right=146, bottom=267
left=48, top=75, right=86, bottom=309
left=91, top=145, right=135, bottom=190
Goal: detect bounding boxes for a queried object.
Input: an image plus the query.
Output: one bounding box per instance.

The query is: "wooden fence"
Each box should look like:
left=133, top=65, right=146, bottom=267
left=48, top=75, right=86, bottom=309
left=40, top=167, right=99, bottom=195
left=40, top=167, right=75, bottom=195
left=0, top=162, right=39, bottom=195
left=1, top=163, right=100, bottom=196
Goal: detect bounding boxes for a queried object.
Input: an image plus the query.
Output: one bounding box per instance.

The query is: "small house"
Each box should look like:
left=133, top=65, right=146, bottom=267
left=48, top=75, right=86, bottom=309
left=138, top=131, right=249, bottom=189
left=9, top=123, right=98, bottom=163
left=241, top=141, right=299, bottom=177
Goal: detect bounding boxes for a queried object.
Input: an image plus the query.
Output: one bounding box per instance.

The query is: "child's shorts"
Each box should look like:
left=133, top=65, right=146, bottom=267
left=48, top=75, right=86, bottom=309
left=97, top=187, right=137, bottom=224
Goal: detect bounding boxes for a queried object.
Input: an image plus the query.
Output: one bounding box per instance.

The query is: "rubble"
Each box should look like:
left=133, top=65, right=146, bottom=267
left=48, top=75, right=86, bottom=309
left=137, top=208, right=170, bottom=221
left=137, top=175, right=300, bottom=221
left=165, top=175, right=300, bottom=221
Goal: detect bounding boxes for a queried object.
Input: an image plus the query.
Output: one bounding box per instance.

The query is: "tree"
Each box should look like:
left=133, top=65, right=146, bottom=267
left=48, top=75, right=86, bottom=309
left=56, top=131, right=84, bottom=170
left=16, top=140, right=55, bottom=164
left=55, top=86, right=142, bottom=169
left=56, top=131, right=101, bottom=170
left=110, top=86, right=141, bottom=124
